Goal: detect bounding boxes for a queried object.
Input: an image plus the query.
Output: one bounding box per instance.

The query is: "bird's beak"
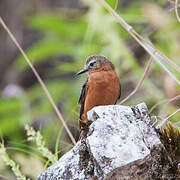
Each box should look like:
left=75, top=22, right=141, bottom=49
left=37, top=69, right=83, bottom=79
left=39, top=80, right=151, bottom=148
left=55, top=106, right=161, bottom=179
left=76, top=67, right=89, bottom=76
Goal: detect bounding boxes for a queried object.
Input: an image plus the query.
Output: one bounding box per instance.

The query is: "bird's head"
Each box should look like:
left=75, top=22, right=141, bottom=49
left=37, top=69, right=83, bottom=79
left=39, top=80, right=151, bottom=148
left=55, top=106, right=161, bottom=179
left=76, top=55, right=114, bottom=76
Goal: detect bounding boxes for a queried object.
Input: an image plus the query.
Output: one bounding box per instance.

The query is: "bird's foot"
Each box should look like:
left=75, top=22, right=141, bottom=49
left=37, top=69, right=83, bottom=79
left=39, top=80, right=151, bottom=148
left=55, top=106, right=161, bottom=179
left=79, top=119, right=90, bottom=131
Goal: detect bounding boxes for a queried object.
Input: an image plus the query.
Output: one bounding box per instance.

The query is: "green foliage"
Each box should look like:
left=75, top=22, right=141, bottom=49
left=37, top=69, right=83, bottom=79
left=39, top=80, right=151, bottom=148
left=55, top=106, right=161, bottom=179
left=0, top=143, right=28, bottom=180
left=0, top=0, right=180, bottom=178
left=16, top=15, right=88, bottom=69
left=0, top=98, right=26, bottom=140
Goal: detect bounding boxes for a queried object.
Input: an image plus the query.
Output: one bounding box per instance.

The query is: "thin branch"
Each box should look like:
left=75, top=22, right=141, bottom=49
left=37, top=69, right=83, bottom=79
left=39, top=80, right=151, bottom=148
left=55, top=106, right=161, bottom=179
left=175, top=0, right=180, bottom=22
left=114, top=0, right=119, bottom=11
left=99, top=0, right=180, bottom=85
left=119, top=56, right=153, bottom=104
left=0, top=17, right=76, bottom=146
left=157, top=108, right=180, bottom=128
left=130, top=22, right=180, bottom=75
left=168, top=0, right=180, bottom=12
left=149, top=94, right=180, bottom=113
left=167, top=94, right=180, bottom=104
left=168, top=0, right=180, bottom=8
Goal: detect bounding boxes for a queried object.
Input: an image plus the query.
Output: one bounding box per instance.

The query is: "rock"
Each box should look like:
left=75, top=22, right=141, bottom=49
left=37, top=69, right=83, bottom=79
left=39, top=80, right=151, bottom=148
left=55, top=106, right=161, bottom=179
left=38, top=103, right=175, bottom=180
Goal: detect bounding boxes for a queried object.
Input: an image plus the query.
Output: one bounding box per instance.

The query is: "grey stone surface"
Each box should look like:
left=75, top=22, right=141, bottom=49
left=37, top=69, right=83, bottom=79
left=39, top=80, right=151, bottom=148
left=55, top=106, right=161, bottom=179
left=38, top=103, right=173, bottom=180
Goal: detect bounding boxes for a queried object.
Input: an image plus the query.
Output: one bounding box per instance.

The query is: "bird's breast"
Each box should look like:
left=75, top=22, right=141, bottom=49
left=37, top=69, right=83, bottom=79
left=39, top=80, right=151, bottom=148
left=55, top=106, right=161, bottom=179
left=84, top=70, right=120, bottom=116
left=89, top=70, right=117, bottom=86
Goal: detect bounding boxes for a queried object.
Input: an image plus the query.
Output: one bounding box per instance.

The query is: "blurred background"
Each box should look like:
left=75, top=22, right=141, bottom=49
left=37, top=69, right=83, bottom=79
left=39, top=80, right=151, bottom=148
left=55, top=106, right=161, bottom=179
left=0, top=0, right=180, bottom=179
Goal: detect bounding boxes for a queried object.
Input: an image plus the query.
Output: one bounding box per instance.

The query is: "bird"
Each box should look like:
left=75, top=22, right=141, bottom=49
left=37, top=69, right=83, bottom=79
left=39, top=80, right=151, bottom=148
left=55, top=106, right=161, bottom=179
left=76, top=55, right=121, bottom=129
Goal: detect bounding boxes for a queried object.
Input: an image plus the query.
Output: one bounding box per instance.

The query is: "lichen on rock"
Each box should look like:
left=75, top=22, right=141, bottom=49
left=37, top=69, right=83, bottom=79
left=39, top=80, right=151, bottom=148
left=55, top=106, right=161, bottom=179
left=38, top=103, right=176, bottom=180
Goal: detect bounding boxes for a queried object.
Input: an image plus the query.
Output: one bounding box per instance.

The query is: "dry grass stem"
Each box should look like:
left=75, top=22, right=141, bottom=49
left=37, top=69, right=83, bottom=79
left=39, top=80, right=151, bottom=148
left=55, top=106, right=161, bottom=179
left=149, top=94, right=180, bottom=113
left=168, top=0, right=180, bottom=7
left=157, top=108, right=180, bottom=128
left=0, top=17, right=76, bottom=146
left=167, top=94, right=180, bottom=104
left=120, top=56, right=153, bottom=104
left=99, top=0, right=180, bottom=85
left=114, top=0, right=119, bottom=11
left=175, top=0, right=180, bottom=22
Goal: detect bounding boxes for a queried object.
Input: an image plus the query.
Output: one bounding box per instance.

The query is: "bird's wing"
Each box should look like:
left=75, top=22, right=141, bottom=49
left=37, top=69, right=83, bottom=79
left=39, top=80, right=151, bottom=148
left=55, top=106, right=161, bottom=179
left=118, top=83, right=121, bottom=100
left=78, top=79, right=88, bottom=119
left=115, top=81, right=121, bottom=104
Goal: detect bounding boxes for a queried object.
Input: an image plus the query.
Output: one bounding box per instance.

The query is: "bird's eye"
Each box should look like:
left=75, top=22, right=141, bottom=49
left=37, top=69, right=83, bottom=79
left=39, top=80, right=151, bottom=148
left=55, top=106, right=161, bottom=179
left=89, top=62, right=95, bottom=67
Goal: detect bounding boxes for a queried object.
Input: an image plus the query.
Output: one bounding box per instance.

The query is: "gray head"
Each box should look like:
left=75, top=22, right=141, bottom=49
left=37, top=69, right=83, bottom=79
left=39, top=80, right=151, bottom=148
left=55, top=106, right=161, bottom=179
left=76, top=55, right=114, bottom=76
